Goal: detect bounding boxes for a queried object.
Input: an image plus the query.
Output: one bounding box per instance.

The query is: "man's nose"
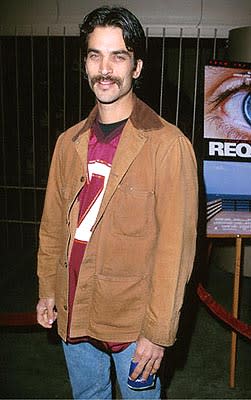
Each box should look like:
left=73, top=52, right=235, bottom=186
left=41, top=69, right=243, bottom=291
left=98, top=56, right=113, bottom=76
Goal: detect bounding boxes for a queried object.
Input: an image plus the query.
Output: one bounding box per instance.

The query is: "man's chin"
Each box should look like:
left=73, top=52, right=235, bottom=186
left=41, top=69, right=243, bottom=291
left=97, top=97, right=118, bottom=105
left=95, top=87, right=133, bottom=105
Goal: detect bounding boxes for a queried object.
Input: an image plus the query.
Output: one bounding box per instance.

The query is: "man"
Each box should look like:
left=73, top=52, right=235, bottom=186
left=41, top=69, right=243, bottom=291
left=36, top=6, right=198, bottom=399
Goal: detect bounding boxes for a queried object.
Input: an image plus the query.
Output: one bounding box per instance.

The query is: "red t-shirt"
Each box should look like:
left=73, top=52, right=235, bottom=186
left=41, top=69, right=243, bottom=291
left=67, top=119, right=131, bottom=352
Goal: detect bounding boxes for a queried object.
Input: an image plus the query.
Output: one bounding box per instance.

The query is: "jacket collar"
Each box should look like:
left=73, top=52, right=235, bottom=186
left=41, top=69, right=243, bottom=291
left=72, top=94, right=164, bottom=142
left=130, top=95, right=164, bottom=131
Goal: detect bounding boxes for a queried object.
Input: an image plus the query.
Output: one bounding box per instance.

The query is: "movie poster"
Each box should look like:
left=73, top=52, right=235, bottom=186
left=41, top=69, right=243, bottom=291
left=203, top=60, right=251, bottom=236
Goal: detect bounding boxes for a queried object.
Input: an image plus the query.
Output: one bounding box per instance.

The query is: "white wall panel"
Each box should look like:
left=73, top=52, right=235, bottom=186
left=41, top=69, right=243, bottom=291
left=0, top=0, right=251, bottom=37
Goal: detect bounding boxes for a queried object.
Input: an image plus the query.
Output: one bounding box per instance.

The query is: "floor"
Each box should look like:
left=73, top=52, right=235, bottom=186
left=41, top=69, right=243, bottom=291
left=0, top=247, right=251, bottom=399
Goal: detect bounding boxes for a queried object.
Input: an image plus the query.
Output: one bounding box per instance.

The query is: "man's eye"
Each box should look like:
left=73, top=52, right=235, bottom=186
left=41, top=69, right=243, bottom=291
left=88, top=53, right=99, bottom=60
left=113, top=54, right=127, bottom=61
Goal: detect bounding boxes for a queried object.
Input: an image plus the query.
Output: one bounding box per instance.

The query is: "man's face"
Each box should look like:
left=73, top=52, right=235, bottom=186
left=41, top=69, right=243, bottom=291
left=85, top=26, right=143, bottom=105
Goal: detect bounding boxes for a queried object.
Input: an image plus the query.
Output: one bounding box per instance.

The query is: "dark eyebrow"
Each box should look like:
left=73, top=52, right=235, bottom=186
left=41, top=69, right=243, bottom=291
left=112, top=50, right=131, bottom=56
left=87, top=48, right=131, bottom=57
left=87, top=48, right=100, bottom=54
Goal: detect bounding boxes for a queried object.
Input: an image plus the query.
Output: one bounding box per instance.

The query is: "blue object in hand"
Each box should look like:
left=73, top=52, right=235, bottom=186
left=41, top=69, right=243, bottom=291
left=127, top=360, right=156, bottom=390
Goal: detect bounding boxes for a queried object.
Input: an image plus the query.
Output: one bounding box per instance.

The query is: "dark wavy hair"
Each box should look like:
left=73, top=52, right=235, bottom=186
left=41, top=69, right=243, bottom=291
left=80, top=6, right=146, bottom=66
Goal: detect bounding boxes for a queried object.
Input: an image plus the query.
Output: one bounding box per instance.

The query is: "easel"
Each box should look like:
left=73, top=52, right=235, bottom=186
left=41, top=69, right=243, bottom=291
left=207, top=232, right=249, bottom=388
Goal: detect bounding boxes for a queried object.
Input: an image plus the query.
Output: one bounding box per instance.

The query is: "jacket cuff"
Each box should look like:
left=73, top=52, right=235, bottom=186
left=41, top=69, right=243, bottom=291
left=140, top=316, right=177, bottom=347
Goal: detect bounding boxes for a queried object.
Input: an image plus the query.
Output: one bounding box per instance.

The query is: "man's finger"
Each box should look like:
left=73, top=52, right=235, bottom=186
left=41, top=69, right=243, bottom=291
left=129, top=358, right=147, bottom=380
left=140, top=360, right=154, bottom=380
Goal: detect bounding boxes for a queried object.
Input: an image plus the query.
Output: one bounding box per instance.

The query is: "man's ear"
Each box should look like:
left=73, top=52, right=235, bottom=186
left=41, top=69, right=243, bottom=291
left=133, top=59, right=143, bottom=79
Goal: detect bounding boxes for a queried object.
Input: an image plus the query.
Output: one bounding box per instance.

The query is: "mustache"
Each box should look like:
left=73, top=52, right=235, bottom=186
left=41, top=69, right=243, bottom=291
left=91, top=75, right=122, bottom=87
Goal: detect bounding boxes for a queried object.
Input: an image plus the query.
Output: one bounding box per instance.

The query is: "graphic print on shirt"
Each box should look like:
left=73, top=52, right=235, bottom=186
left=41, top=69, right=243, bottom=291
left=68, top=124, right=123, bottom=330
left=68, top=160, right=112, bottom=317
left=75, top=160, right=111, bottom=243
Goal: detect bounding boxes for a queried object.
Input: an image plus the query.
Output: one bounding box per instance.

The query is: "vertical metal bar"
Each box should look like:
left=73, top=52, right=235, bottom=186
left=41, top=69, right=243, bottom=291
left=145, top=27, right=149, bottom=54
left=191, top=28, right=200, bottom=146
left=213, top=28, right=217, bottom=59
left=15, top=32, right=24, bottom=247
left=159, top=27, right=166, bottom=117
left=31, top=30, right=38, bottom=248
left=63, top=27, right=66, bottom=131
left=0, top=38, right=9, bottom=246
left=79, top=44, right=82, bottom=122
left=175, top=28, right=183, bottom=127
left=47, top=27, right=51, bottom=168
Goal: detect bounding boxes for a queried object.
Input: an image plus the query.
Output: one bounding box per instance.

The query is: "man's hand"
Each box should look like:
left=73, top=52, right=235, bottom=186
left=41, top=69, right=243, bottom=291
left=130, top=336, right=165, bottom=381
left=36, top=298, right=57, bottom=328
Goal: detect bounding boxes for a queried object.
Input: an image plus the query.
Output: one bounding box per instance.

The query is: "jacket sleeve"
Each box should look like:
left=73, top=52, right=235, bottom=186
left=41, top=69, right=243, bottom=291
left=140, top=132, right=198, bottom=347
left=37, top=134, right=65, bottom=299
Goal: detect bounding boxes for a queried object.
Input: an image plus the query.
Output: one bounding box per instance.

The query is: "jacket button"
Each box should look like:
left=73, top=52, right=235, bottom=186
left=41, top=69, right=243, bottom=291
left=80, top=176, right=85, bottom=182
left=64, top=262, right=68, bottom=268
left=63, top=305, right=68, bottom=311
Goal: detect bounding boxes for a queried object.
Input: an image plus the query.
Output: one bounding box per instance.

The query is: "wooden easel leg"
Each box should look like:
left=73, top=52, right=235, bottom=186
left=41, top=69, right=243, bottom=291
left=229, top=236, right=242, bottom=388
left=230, top=332, right=237, bottom=388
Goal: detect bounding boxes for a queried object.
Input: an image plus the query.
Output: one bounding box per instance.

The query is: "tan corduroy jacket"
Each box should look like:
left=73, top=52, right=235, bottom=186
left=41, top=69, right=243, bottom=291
left=37, top=95, right=198, bottom=346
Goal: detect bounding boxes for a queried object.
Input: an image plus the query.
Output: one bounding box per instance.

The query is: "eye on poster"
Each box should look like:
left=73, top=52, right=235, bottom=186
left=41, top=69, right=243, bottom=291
left=203, top=60, right=251, bottom=236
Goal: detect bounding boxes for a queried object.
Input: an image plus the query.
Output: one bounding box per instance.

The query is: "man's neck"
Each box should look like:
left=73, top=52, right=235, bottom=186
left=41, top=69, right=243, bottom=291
left=97, top=91, right=134, bottom=124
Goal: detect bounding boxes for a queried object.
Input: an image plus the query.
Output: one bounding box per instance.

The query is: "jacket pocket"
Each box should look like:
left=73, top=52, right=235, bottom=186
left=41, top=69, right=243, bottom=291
left=90, top=274, right=149, bottom=331
left=112, top=185, right=154, bottom=237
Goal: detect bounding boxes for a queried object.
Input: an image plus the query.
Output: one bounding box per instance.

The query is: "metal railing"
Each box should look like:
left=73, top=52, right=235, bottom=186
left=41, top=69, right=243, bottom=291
left=0, top=29, right=227, bottom=249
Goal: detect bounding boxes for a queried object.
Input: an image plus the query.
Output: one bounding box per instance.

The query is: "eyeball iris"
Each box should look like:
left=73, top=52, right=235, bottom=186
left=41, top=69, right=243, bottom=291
left=243, top=93, right=251, bottom=126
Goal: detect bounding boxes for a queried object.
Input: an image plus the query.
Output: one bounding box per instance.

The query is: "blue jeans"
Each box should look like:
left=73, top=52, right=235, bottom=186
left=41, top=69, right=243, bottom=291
left=62, top=341, right=161, bottom=399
